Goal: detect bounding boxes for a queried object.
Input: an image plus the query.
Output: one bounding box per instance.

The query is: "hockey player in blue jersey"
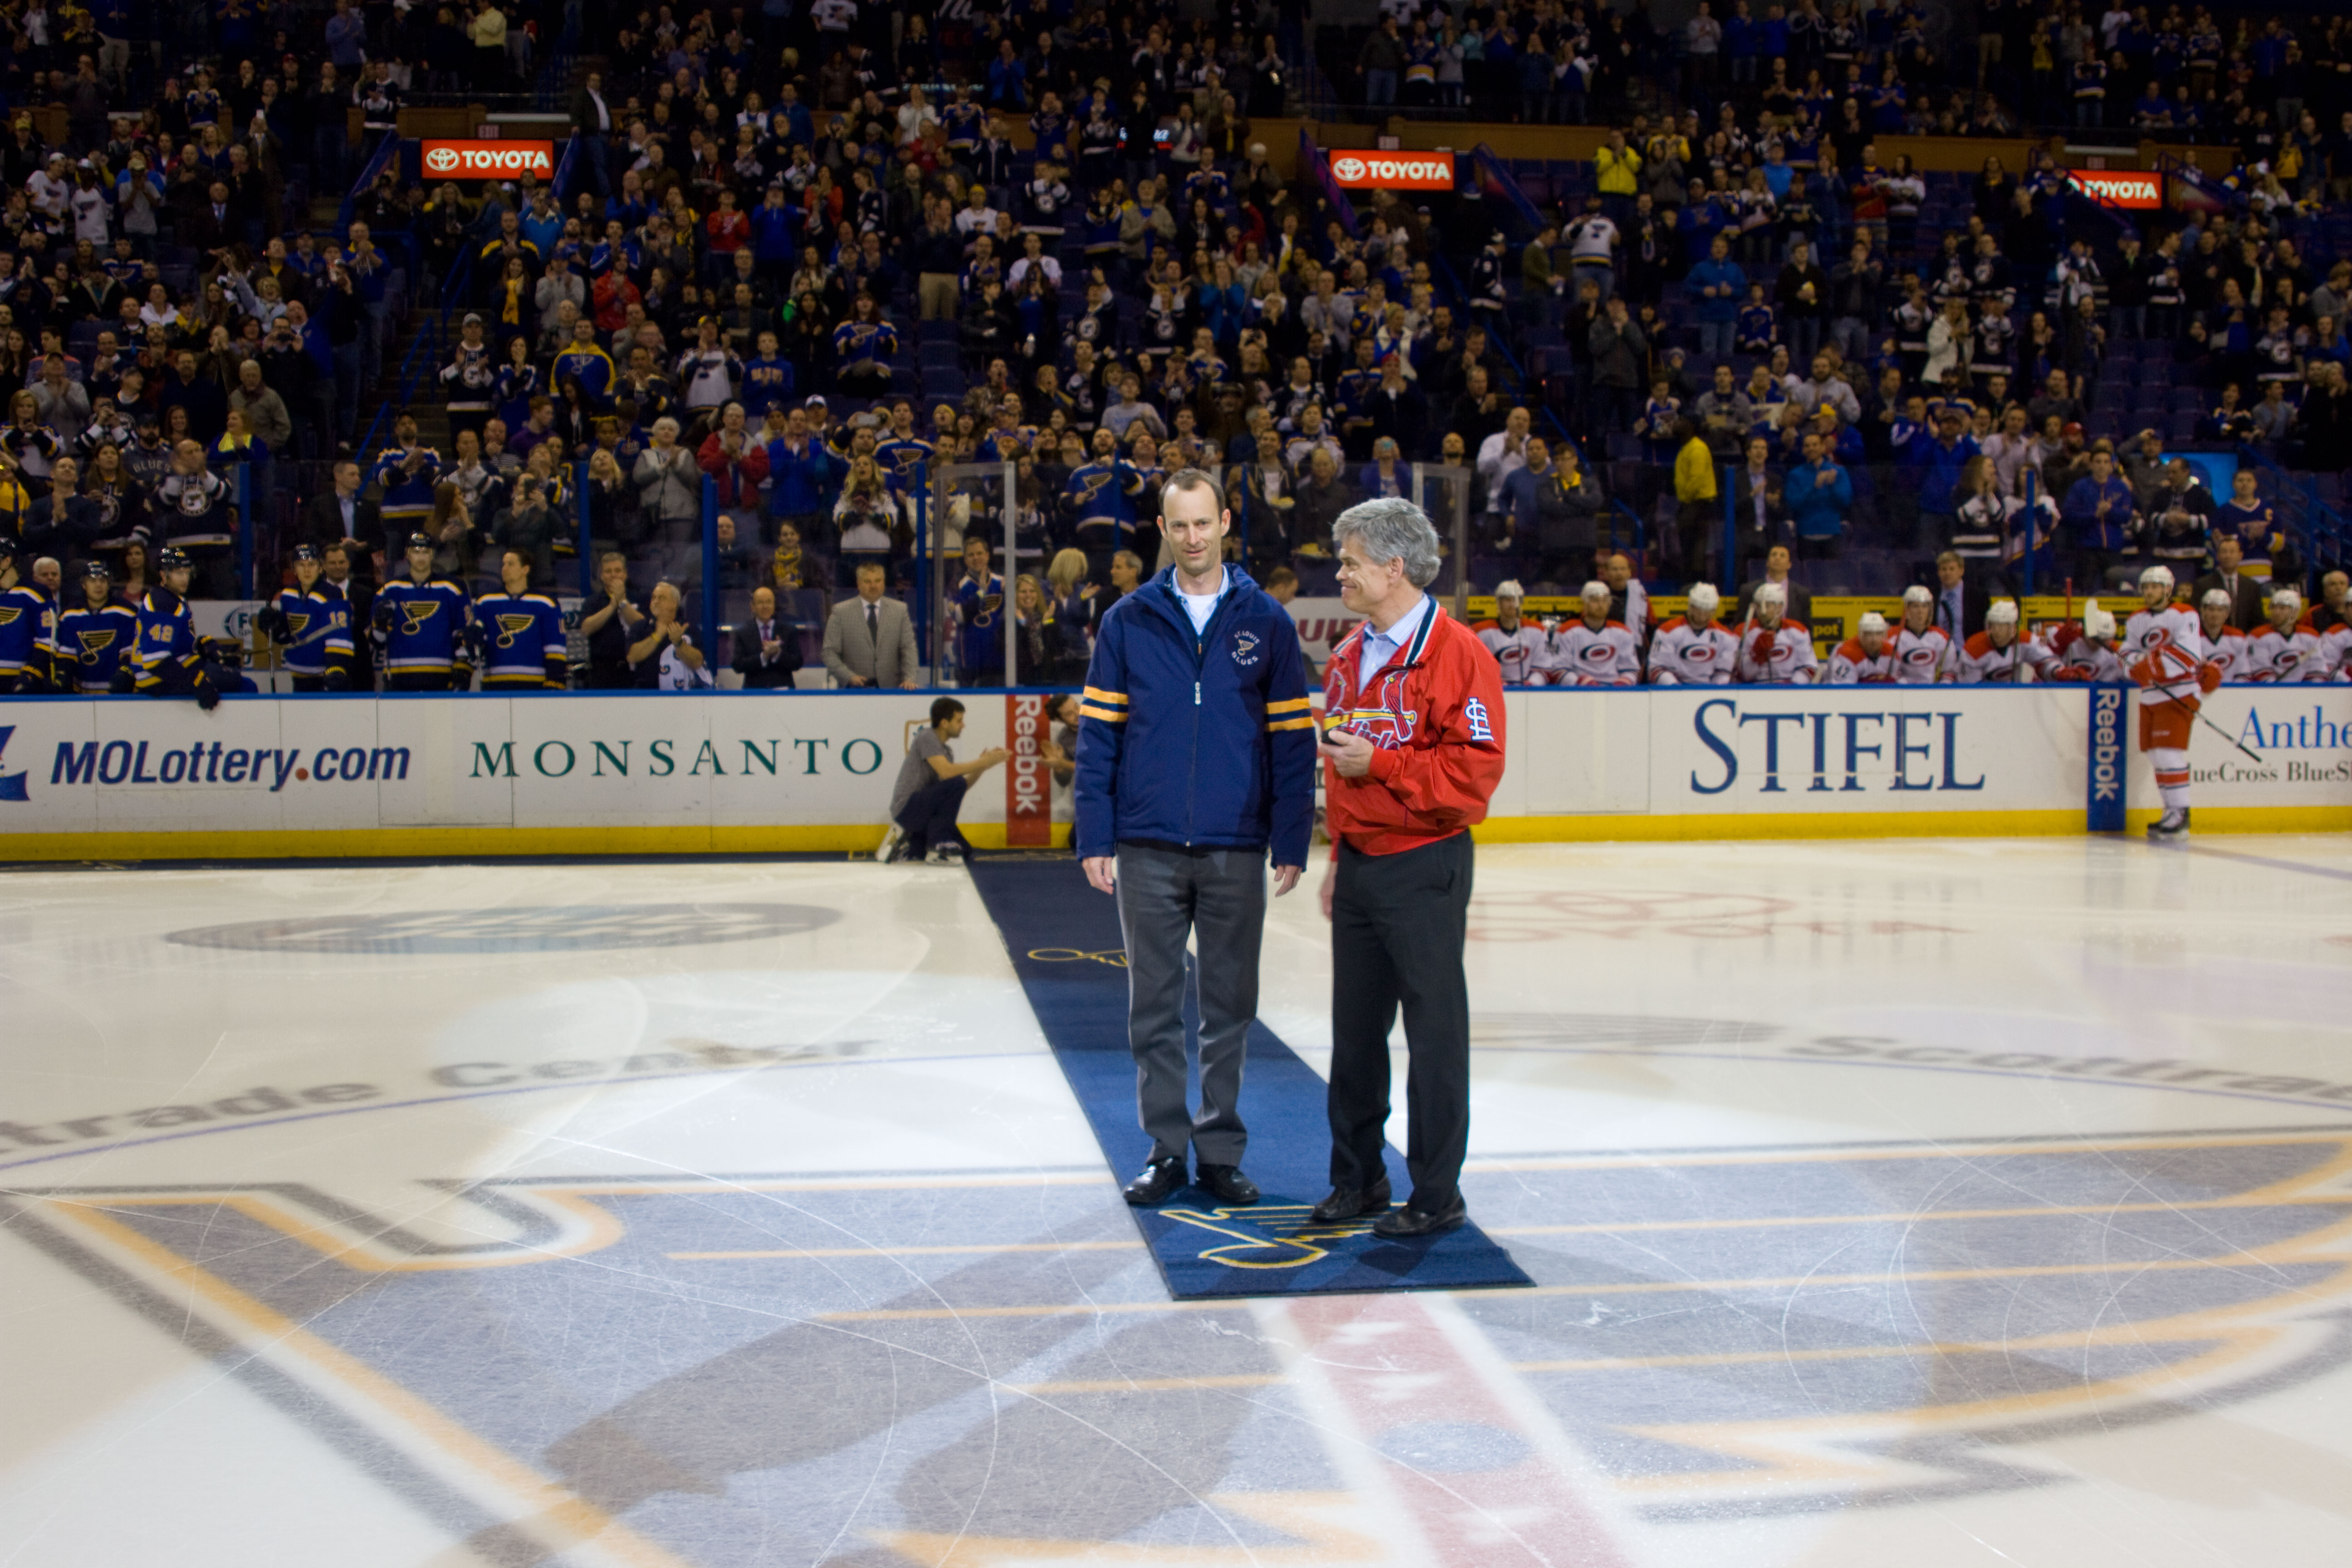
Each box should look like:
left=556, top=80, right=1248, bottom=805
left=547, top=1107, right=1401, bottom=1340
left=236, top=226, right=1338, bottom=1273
left=0, top=538, right=59, bottom=693
left=55, top=560, right=139, bottom=693
left=373, top=533, right=474, bottom=691
left=475, top=548, right=569, bottom=690
left=253, top=544, right=356, bottom=691
left=131, top=546, right=221, bottom=708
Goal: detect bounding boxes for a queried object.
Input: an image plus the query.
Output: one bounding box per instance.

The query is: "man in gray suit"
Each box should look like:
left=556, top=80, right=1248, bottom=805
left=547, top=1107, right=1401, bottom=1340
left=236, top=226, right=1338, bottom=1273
left=823, top=561, right=921, bottom=687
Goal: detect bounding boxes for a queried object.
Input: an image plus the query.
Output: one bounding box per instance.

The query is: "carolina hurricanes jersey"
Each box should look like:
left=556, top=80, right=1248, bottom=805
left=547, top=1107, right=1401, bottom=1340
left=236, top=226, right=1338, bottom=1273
left=1646, top=616, right=1738, bottom=684
left=2243, top=622, right=2323, bottom=682
left=1826, top=639, right=1899, bottom=683
left=2199, top=623, right=2252, bottom=682
left=1548, top=618, right=1642, bottom=686
left=2123, top=603, right=2204, bottom=707
left=1955, top=629, right=2058, bottom=684
left=1735, top=619, right=1819, bottom=684
left=2052, top=639, right=2128, bottom=682
left=1891, top=623, right=1955, bottom=683
left=2317, top=622, right=2350, bottom=681
left=1475, top=621, right=1552, bottom=686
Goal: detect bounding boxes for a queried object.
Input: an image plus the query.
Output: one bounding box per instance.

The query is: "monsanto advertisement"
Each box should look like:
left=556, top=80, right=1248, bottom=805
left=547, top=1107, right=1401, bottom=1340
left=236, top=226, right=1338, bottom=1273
left=0, top=695, right=1009, bottom=843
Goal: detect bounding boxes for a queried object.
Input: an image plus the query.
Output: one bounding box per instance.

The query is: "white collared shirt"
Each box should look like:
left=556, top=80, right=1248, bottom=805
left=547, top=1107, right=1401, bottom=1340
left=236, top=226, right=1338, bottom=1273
left=1176, top=567, right=1229, bottom=634
left=1357, top=592, right=1432, bottom=684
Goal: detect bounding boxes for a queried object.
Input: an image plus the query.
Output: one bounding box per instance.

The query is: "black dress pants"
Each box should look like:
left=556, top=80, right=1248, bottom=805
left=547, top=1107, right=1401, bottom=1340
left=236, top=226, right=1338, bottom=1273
left=1327, top=830, right=1475, bottom=1210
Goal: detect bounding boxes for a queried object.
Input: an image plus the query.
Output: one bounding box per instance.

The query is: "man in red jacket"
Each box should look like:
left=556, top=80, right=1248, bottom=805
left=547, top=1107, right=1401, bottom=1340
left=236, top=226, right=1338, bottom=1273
left=1313, top=497, right=1507, bottom=1239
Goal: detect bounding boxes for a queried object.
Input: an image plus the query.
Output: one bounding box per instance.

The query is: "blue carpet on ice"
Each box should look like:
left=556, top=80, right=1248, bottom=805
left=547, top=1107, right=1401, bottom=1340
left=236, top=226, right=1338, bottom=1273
left=968, top=857, right=1532, bottom=1300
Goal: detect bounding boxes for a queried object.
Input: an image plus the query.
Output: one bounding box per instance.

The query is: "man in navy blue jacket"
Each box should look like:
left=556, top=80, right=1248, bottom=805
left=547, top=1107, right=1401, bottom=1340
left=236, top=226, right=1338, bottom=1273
left=1075, top=470, right=1318, bottom=1209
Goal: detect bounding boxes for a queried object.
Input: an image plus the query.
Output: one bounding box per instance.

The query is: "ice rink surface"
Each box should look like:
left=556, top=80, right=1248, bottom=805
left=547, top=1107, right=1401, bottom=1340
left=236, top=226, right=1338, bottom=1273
left=2, top=835, right=2350, bottom=1568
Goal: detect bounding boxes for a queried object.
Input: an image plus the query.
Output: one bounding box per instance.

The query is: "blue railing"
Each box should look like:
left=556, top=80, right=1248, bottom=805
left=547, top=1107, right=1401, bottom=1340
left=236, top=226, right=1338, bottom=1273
left=353, top=242, right=478, bottom=466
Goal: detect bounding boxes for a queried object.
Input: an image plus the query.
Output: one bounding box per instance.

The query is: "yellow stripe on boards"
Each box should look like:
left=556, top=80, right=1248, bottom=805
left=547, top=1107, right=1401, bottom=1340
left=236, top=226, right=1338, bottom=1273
left=1471, top=810, right=2085, bottom=843
left=0, top=823, right=1074, bottom=861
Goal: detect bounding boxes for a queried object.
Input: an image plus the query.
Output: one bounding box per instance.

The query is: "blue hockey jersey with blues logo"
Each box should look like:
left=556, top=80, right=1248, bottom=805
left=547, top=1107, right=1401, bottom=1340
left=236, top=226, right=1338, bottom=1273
left=473, top=590, right=568, bottom=688
left=132, top=585, right=199, bottom=692
left=1064, top=459, right=1139, bottom=530
left=55, top=601, right=138, bottom=691
left=270, top=584, right=353, bottom=677
left=375, top=575, right=472, bottom=675
left=0, top=583, right=57, bottom=682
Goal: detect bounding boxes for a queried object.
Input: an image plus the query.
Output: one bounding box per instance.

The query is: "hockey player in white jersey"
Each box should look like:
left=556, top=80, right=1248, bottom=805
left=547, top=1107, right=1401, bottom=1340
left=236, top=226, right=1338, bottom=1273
left=2244, top=587, right=2323, bottom=681
left=1828, top=610, right=1900, bottom=682
left=2195, top=587, right=2253, bottom=682
left=2121, top=565, right=2209, bottom=839
left=1735, top=582, right=1819, bottom=684
left=1955, top=600, right=2060, bottom=682
left=2049, top=600, right=2130, bottom=683
left=2318, top=613, right=2351, bottom=681
left=1648, top=582, right=1739, bottom=684
left=1549, top=580, right=1643, bottom=686
left=1891, top=585, right=1956, bottom=682
left=1475, top=579, right=1553, bottom=686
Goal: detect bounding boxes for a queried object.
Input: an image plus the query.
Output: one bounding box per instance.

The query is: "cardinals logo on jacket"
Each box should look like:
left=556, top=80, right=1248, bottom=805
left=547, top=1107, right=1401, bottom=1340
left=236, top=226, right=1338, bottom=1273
left=1332, top=667, right=1419, bottom=748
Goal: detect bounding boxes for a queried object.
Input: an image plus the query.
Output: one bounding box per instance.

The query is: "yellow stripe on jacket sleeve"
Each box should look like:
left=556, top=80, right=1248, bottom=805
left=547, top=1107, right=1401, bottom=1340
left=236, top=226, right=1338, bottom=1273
left=1079, top=704, right=1127, bottom=722
left=1082, top=686, right=1128, bottom=706
left=1266, top=696, right=1313, bottom=714
left=1266, top=716, right=1317, bottom=731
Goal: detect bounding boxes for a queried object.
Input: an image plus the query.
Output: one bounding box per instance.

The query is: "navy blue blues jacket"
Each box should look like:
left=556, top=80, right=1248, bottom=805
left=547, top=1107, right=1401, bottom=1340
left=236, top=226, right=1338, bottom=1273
left=1074, top=564, right=1317, bottom=867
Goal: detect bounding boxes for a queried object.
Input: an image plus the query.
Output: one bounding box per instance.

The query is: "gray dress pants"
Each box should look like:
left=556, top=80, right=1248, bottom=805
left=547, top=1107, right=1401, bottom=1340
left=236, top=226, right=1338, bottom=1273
left=1114, top=843, right=1267, bottom=1166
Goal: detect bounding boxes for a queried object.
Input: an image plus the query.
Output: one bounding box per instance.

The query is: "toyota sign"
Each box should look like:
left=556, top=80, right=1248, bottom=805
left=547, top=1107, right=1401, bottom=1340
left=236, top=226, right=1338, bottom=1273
left=1327, top=152, right=1456, bottom=191
left=421, top=140, right=558, bottom=180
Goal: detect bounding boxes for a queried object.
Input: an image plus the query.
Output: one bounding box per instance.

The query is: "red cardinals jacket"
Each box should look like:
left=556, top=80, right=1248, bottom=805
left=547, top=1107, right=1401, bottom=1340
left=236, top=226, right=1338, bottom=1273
left=1322, top=600, right=1508, bottom=857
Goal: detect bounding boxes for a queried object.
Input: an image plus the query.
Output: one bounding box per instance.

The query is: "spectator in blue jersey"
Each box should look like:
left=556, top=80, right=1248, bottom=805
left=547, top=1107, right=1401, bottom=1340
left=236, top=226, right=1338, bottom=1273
left=2062, top=447, right=2141, bottom=592
left=832, top=293, right=899, bottom=398
left=1903, top=406, right=1981, bottom=554
left=952, top=535, right=1007, bottom=687
left=1686, top=234, right=1745, bottom=358
left=552, top=318, right=617, bottom=410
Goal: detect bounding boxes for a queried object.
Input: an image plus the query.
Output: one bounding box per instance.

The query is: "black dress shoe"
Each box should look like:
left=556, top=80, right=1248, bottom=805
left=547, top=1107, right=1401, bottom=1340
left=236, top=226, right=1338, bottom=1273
left=1194, top=1163, right=1259, bottom=1206
left=1310, top=1180, right=1393, bottom=1223
left=1122, top=1156, right=1188, bottom=1207
left=1370, top=1196, right=1466, bottom=1239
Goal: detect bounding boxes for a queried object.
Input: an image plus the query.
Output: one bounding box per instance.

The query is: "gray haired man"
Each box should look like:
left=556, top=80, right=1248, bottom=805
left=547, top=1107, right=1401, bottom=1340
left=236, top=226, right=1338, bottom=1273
left=1313, top=497, right=1508, bottom=1238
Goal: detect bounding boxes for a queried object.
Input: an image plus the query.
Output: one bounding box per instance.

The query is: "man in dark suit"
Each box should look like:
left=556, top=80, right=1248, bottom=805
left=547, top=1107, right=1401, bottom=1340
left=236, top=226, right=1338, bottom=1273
left=567, top=69, right=615, bottom=200
left=1728, top=435, right=1784, bottom=584
left=732, top=585, right=803, bottom=689
left=184, top=180, right=240, bottom=254
left=294, top=458, right=381, bottom=583
left=1735, top=543, right=1814, bottom=628
left=2193, top=533, right=2266, bottom=631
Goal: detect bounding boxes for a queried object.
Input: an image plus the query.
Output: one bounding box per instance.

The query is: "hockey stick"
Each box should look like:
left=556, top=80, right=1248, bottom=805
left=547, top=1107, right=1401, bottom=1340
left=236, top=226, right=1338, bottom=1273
left=2151, top=686, right=2265, bottom=763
